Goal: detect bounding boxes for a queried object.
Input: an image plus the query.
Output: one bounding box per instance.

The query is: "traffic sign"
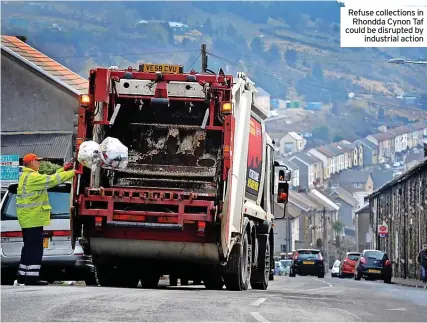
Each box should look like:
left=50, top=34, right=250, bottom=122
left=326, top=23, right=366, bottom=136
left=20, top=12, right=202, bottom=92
left=378, top=223, right=388, bottom=237
left=1, top=155, right=20, bottom=186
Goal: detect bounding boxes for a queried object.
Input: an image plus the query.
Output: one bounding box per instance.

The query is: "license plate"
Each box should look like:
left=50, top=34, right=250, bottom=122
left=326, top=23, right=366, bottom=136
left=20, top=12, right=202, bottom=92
left=368, top=269, right=381, bottom=274
left=303, top=261, right=315, bottom=265
left=140, top=63, right=183, bottom=74
left=43, top=238, right=49, bottom=248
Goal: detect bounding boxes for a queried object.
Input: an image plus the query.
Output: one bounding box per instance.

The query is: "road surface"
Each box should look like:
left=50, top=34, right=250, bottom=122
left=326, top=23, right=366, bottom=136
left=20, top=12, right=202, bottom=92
left=2, top=275, right=427, bottom=322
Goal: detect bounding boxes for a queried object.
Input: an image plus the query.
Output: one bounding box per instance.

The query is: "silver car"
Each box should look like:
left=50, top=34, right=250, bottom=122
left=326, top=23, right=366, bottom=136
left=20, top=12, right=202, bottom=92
left=1, top=182, right=96, bottom=285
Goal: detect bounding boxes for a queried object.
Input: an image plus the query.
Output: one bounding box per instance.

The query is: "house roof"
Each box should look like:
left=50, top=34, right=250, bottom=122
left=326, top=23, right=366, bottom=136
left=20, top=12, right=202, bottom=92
left=305, top=189, right=340, bottom=212
left=332, top=141, right=353, bottom=153
left=356, top=138, right=378, bottom=149
left=1, top=132, right=73, bottom=160
left=408, top=120, right=427, bottom=131
left=371, top=168, right=394, bottom=190
left=1, top=35, right=88, bottom=96
left=329, top=186, right=358, bottom=207
left=288, top=151, right=321, bottom=165
left=405, top=150, right=425, bottom=164
left=333, top=169, right=371, bottom=184
left=288, top=132, right=303, bottom=140
left=274, top=202, right=301, bottom=219
left=316, top=146, right=336, bottom=158
left=289, top=190, right=318, bottom=211
left=282, top=158, right=300, bottom=171
left=370, top=131, right=395, bottom=142
left=390, top=125, right=412, bottom=136
left=355, top=203, right=369, bottom=214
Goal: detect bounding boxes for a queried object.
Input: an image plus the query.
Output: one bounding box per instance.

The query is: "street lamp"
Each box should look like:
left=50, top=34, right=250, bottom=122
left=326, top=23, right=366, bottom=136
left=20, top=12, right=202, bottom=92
left=388, top=58, right=427, bottom=65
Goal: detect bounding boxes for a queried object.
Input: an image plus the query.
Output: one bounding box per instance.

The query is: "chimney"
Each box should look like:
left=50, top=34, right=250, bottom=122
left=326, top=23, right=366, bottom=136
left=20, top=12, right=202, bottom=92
left=15, top=36, right=27, bottom=43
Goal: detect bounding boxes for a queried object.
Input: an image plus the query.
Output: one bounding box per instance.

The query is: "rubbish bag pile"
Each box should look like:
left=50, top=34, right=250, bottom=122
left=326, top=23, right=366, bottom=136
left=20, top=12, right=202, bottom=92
left=77, top=137, right=128, bottom=171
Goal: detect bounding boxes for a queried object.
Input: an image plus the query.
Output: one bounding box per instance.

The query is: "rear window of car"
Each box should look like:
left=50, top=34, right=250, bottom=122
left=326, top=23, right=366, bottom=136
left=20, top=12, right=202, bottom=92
left=1, top=192, right=70, bottom=221
left=364, top=251, right=384, bottom=260
left=296, top=250, right=320, bottom=259
left=347, top=254, right=360, bottom=261
left=280, top=260, right=291, bottom=267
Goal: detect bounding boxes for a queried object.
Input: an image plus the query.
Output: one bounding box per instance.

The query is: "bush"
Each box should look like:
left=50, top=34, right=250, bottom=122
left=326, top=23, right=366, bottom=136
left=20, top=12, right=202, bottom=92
left=39, top=161, right=62, bottom=175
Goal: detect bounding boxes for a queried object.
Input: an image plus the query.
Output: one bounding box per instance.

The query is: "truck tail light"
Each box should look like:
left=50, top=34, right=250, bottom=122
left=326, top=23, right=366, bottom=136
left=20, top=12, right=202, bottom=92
left=197, top=221, right=206, bottom=236
left=221, top=102, right=232, bottom=114
left=80, top=94, right=91, bottom=106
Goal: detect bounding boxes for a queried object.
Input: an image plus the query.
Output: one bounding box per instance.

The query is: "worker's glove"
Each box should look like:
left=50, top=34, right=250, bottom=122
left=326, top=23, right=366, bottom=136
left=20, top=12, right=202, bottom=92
left=63, top=160, right=74, bottom=171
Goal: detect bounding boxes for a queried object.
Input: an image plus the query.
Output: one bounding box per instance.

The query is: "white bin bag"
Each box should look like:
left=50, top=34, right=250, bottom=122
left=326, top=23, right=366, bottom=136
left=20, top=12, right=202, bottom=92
left=77, top=140, right=101, bottom=169
left=99, top=137, right=128, bottom=170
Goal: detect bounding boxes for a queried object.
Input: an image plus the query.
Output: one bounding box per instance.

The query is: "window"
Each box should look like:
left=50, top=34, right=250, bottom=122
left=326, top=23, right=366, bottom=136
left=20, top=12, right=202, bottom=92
left=296, top=249, right=321, bottom=260
left=347, top=253, right=361, bottom=261
left=2, top=191, right=70, bottom=221
left=364, top=251, right=385, bottom=260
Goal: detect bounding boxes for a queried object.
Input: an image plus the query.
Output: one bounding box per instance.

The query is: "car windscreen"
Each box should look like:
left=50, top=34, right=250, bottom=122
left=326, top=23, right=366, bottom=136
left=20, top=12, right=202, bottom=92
left=347, top=254, right=360, bottom=261
left=1, top=192, right=70, bottom=220
left=297, top=250, right=320, bottom=259
left=364, top=251, right=384, bottom=260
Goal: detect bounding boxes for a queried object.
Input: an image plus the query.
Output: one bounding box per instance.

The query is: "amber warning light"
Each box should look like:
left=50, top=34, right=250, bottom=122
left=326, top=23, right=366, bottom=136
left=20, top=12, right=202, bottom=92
left=80, top=94, right=91, bottom=105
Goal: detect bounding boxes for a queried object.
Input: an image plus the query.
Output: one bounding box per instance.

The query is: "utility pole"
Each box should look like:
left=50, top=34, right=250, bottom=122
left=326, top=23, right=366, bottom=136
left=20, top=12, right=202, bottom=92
left=322, top=207, right=328, bottom=271
left=201, top=44, right=208, bottom=73
left=287, top=205, right=291, bottom=253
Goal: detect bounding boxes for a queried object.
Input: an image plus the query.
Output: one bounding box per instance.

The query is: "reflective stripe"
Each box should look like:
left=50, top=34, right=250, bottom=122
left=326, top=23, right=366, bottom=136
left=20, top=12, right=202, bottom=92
left=19, top=264, right=27, bottom=270
left=21, top=172, right=31, bottom=194
left=18, top=190, right=44, bottom=199
left=26, top=271, right=39, bottom=276
left=27, top=265, right=41, bottom=270
left=18, top=270, right=26, bottom=276
left=45, top=175, right=51, bottom=189
left=56, top=173, right=61, bottom=184
left=16, top=201, right=50, bottom=209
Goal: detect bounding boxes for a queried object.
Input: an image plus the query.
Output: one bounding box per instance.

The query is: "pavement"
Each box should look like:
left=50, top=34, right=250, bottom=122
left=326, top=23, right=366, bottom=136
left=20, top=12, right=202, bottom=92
left=2, top=274, right=427, bottom=322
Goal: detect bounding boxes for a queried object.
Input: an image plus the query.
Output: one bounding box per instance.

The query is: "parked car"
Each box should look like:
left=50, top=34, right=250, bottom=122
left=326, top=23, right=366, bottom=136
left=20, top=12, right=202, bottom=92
left=354, top=249, right=392, bottom=283
left=275, top=261, right=286, bottom=276
left=339, top=252, right=361, bottom=278
left=279, top=259, right=292, bottom=276
left=289, top=249, right=325, bottom=278
left=1, top=182, right=96, bottom=285
left=331, top=260, right=341, bottom=277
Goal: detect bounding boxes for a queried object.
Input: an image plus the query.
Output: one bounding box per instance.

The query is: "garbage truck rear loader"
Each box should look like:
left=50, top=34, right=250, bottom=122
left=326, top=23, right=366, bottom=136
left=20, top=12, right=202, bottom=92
left=71, top=63, right=291, bottom=290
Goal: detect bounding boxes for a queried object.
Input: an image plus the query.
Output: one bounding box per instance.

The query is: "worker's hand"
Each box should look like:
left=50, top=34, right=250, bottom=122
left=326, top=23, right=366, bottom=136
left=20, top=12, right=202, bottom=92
left=63, top=160, right=74, bottom=171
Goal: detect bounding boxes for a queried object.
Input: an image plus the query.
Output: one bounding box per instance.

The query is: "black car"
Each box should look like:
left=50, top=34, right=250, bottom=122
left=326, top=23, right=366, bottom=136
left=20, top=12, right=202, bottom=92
left=289, top=249, right=325, bottom=278
left=354, top=249, right=392, bottom=283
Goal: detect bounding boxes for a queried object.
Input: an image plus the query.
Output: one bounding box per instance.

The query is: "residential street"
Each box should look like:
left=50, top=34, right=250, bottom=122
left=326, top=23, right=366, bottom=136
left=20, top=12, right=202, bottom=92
left=2, top=275, right=426, bottom=322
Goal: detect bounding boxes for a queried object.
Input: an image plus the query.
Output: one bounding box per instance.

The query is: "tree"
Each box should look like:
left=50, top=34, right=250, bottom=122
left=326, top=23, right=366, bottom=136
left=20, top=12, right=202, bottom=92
left=378, top=106, right=385, bottom=120
left=332, top=220, right=345, bottom=249
left=203, top=17, right=213, bottom=36
left=312, top=125, right=330, bottom=142
left=268, top=43, right=281, bottom=62
left=39, top=161, right=62, bottom=175
left=312, top=63, right=324, bottom=82
left=250, top=37, right=264, bottom=56
left=285, top=49, right=297, bottom=67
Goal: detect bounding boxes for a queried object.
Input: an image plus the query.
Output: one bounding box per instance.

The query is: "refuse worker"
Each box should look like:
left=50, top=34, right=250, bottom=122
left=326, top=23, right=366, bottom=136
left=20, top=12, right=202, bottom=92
left=14, top=154, right=75, bottom=286
left=418, top=243, right=427, bottom=288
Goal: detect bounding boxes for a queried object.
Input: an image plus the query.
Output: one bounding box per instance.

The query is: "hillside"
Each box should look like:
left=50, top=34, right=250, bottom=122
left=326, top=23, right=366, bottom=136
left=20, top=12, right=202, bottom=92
left=2, top=1, right=427, bottom=142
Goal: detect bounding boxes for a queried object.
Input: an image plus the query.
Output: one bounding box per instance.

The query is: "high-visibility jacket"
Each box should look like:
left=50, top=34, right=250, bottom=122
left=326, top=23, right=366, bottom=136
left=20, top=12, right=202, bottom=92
left=16, top=167, right=75, bottom=229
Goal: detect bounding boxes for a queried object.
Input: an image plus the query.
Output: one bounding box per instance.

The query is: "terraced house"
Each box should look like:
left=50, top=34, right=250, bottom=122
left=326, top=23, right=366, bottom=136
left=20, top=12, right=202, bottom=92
left=366, top=129, right=395, bottom=164
left=1, top=35, right=88, bottom=163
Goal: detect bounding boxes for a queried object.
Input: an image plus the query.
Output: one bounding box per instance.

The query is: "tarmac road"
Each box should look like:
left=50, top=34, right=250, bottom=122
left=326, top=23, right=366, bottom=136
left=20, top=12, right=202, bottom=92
left=2, top=274, right=427, bottom=322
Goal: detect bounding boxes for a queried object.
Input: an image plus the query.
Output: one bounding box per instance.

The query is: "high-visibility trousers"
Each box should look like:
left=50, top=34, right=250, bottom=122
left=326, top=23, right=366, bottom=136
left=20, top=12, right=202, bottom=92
left=17, top=226, right=44, bottom=284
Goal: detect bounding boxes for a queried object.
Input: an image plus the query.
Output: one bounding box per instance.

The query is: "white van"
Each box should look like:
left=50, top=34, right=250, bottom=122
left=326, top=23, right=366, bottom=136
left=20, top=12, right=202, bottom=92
left=1, top=182, right=96, bottom=285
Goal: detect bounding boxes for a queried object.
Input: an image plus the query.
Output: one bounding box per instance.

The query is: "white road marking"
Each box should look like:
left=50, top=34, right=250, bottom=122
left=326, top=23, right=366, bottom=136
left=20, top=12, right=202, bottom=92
left=388, top=308, right=412, bottom=311
left=251, top=298, right=267, bottom=307
left=250, top=312, right=270, bottom=322
left=303, top=286, right=332, bottom=292
left=313, top=277, right=333, bottom=288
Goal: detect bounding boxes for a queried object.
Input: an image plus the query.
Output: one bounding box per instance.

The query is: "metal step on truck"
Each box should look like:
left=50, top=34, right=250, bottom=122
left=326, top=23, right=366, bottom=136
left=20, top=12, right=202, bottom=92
left=70, top=53, right=291, bottom=291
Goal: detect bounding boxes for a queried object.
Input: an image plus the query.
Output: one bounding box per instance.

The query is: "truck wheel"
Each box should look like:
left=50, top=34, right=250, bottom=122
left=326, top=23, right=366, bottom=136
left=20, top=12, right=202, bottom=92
left=169, top=275, right=178, bottom=287
left=223, top=231, right=251, bottom=291
left=203, top=267, right=224, bottom=290
left=141, top=273, right=160, bottom=289
left=250, top=234, right=270, bottom=290
left=84, top=272, right=98, bottom=286
left=94, top=263, right=117, bottom=287
left=180, top=278, right=189, bottom=286
left=114, top=265, right=140, bottom=288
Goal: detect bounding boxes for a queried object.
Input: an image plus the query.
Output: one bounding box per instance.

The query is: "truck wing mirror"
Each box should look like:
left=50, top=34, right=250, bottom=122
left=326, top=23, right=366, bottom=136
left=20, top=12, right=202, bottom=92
left=275, top=166, right=291, bottom=204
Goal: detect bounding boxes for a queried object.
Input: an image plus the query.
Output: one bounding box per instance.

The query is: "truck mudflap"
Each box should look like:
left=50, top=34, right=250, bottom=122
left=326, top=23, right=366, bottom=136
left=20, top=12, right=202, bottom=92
left=78, top=187, right=215, bottom=228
